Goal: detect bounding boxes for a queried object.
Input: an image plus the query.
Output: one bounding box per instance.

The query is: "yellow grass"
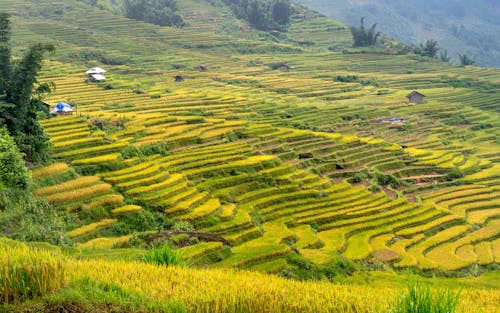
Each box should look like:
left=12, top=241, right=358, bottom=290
left=32, top=163, right=68, bottom=178
left=111, top=205, right=142, bottom=215
left=34, top=176, right=101, bottom=197
left=44, top=183, right=112, bottom=205
left=67, top=219, right=118, bottom=238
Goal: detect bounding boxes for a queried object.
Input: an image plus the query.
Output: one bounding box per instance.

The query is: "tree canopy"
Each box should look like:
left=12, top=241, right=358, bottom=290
left=222, top=0, right=293, bottom=32
left=350, top=17, right=380, bottom=47
left=0, top=127, right=29, bottom=189
left=0, top=13, right=54, bottom=164
left=123, top=0, right=186, bottom=27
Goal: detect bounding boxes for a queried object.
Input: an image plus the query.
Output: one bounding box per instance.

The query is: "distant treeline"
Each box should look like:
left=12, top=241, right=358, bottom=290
left=350, top=17, right=476, bottom=66
left=79, top=0, right=186, bottom=27
left=123, top=0, right=186, bottom=27
left=222, top=0, right=293, bottom=31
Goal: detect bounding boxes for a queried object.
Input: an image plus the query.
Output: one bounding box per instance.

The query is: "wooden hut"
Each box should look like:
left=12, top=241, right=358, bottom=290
left=175, top=75, right=185, bottom=82
left=407, top=91, right=425, bottom=104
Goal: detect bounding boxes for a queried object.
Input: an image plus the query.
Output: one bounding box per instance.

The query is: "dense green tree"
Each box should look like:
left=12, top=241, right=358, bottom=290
left=0, top=13, right=54, bottom=164
left=419, top=39, right=440, bottom=58
left=222, top=0, right=292, bottom=32
left=0, top=12, right=11, bottom=94
left=0, top=127, right=29, bottom=189
left=351, top=17, right=380, bottom=47
left=459, top=54, right=476, bottom=66
left=440, top=50, right=451, bottom=62
left=123, top=0, right=186, bottom=27
left=272, top=0, right=292, bottom=27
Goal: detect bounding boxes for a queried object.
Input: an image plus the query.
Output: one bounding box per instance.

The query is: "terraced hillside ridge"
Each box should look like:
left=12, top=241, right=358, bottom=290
left=2, top=0, right=499, bottom=276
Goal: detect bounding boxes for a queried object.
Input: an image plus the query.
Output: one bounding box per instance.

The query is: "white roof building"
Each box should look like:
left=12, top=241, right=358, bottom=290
left=89, top=73, right=106, bottom=82
left=86, top=67, right=107, bottom=75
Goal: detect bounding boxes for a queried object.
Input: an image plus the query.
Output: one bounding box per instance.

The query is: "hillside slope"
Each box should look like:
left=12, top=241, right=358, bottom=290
left=297, top=0, right=500, bottom=67
left=0, top=0, right=499, bottom=280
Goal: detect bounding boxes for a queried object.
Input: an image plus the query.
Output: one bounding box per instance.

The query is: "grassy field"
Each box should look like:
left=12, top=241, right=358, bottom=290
left=0, top=0, right=499, bottom=310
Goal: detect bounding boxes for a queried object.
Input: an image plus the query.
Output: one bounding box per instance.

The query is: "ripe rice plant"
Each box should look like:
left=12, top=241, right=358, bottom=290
left=44, top=183, right=112, bottom=205
left=32, top=163, right=68, bottom=179
left=67, top=219, right=118, bottom=238
left=0, top=241, right=66, bottom=304
left=34, top=176, right=101, bottom=197
left=71, top=153, right=122, bottom=165
left=111, top=205, right=142, bottom=215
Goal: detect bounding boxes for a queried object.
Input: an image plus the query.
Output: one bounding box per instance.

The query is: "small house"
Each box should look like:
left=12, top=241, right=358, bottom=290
left=407, top=91, right=425, bottom=104
left=196, top=65, right=208, bottom=72
left=86, top=67, right=106, bottom=82
left=240, top=25, right=252, bottom=32
left=278, top=64, right=293, bottom=72
left=175, top=75, right=185, bottom=82
left=50, top=102, right=73, bottom=115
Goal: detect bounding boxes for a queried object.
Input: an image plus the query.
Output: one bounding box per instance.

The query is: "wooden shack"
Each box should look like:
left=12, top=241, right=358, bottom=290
left=175, top=75, right=185, bottom=82
left=407, top=91, right=425, bottom=104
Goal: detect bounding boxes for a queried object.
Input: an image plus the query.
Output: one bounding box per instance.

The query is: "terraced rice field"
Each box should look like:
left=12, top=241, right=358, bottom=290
left=4, top=0, right=499, bottom=274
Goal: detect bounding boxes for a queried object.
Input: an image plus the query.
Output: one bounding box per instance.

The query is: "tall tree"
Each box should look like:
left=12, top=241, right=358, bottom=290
left=272, top=0, right=292, bottom=28
left=459, top=54, right=476, bottom=66
left=440, top=50, right=451, bottom=62
left=0, top=12, right=11, bottom=94
left=0, top=13, right=54, bottom=164
left=351, top=17, right=380, bottom=47
left=420, top=39, right=440, bottom=58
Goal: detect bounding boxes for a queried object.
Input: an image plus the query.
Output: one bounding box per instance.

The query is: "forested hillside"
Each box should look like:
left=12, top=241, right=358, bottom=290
left=298, top=0, right=500, bottom=67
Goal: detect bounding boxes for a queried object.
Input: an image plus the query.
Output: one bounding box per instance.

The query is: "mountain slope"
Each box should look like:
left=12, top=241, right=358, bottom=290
left=297, top=0, right=500, bottom=67
left=0, top=0, right=499, bottom=279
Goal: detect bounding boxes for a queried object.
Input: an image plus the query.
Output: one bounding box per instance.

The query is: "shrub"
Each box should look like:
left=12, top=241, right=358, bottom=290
left=0, top=127, right=29, bottom=189
left=390, top=283, right=460, bottom=313
left=334, top=75, right=358, bottom=83
left=143, top=244, right=185, bottom=267
left=0, top=241, right=66, bottom=303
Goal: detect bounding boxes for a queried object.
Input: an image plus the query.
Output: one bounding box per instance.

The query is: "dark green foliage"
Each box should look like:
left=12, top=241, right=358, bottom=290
left=0, top=188, right=70, bottom=245
left=0, top=12, right=10, bottom=94
left=351, top=17, right=381, bottom=47
left=0, top=13, right=54, bottom=164
left=334, top=75, right=358, bottom=82
left=143, top=244, right=185, bottom=267
left=445, top=167, right=464, bottom=180
left=440, top=50, right=451, bottom=62
left=415, top=39, right=440, bottom=58
left=390, top=282, right=460, bottom=313
left=279, top=252, right=356, bottom=281
left=0, top=127, right=29, bottom=189
left=374, top=172, right=400, bottom=188
left=458, top=54, right=476, bottom=66
left=222, top=0, right=293, bottom=31
left=470, top=123, right=492, bottom=131
left=272, top=0, right=292, bottom=27
left=123, top=0, right=186, bottom=27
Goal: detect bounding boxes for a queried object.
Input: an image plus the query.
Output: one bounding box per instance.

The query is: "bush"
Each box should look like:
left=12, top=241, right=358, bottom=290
left=143, top=244, right=185, bottom=267
left=222, top=0, right=292, bottom=32
left=390, top=283, right=460, bottom=313
left=0, top=241, right=66, bottom=304
left=0, top=127, right=29, bottom=189
left=0, top=189, right=70, bottom=245
left=123, top=0, right=186, bottom=27
left=334, top=75, right=358, bottom=83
